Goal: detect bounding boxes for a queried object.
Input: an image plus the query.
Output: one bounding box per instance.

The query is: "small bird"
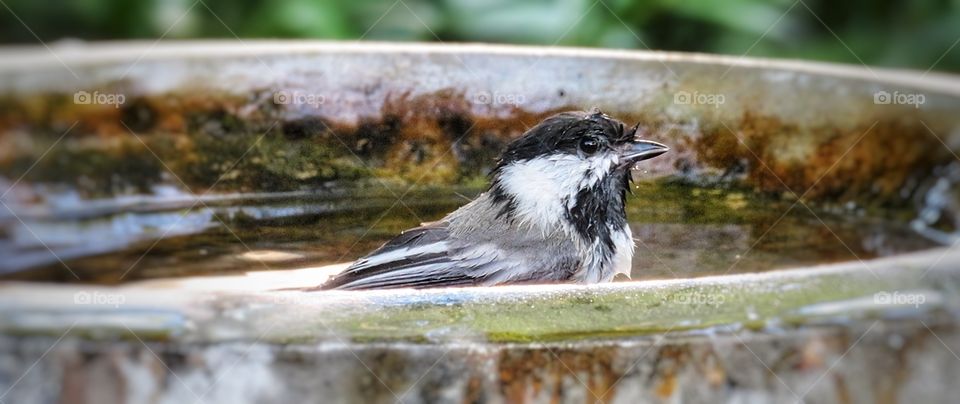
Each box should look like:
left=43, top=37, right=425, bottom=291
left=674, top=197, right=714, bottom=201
left=320, top=110, right=668, bottom=290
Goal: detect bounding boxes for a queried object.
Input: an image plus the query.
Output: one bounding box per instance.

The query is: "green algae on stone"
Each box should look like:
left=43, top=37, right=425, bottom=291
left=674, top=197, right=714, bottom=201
left=198, top=248, right=960, bottom=344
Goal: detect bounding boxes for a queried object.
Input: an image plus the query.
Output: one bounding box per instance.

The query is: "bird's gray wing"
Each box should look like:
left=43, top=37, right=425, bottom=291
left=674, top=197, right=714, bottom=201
left=319, top=221, right=484, bottom=290
left=319, top=221, right=582, bottom=290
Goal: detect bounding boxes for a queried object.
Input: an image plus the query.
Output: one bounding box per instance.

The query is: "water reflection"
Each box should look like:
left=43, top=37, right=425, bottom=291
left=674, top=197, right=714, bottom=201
left=0, top=183, right=940, bottom=284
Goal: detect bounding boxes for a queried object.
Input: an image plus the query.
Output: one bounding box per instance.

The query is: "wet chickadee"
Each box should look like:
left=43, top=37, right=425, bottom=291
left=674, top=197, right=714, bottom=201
left=320, top=110, right=668, bottom=290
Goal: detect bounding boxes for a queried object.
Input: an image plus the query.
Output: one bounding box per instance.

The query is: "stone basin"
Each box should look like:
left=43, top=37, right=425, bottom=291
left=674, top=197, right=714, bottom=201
left=1, top=41, right=960, bottom=403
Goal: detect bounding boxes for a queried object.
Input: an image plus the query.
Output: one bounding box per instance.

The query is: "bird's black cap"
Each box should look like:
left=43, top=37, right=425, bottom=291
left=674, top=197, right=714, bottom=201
left=495, top=110, right=635, bottom=167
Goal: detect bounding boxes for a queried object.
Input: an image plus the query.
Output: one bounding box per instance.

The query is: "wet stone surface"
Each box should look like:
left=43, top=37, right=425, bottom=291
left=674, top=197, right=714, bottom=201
left=1, top=318, right=957, bottom=404
left=1, top=44, right=959, bottom=282
left=1, top=43, right=959, bottom=403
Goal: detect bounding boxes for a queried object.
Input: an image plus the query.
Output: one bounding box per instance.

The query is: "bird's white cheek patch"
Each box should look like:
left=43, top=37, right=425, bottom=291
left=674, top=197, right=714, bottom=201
left=499, top=154, right=621, bottom=228
left=584, top=154, right=620, bottom=187
left=566, top=153, right=619, bottom=210
left=498, top=158, right=569, bottom=226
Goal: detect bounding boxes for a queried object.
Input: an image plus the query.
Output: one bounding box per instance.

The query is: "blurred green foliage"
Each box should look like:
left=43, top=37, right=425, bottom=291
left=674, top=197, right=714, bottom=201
left=1, top=0, right=958, bottom=72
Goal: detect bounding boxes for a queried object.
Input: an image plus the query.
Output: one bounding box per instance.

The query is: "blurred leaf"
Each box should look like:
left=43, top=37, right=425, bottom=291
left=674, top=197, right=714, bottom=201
left=0, top=0, right=957, bottom=72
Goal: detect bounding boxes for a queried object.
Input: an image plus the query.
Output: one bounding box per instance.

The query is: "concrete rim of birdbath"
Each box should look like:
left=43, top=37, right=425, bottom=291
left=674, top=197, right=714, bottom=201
left=0, top=41, right=958, bottom=341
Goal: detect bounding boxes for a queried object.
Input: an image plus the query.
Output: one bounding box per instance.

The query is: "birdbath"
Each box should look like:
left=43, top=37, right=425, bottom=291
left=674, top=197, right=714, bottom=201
left=1, top=42, right=959, bottom=403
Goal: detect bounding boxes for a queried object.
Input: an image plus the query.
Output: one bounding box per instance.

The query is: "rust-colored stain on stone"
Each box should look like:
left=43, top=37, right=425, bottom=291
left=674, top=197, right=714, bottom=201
left=0, top=91, right=573, bottom=197
left=691, top=112, right=947, bottom=203
left=654, top=372, right=677, bottom=398
left=0, top=89, right=955, bottom=209
left=0, top=320, right=955, bottom=403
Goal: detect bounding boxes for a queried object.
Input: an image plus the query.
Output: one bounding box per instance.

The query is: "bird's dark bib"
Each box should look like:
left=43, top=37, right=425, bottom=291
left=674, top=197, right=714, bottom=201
left=565, top=171, right=629, bottom=253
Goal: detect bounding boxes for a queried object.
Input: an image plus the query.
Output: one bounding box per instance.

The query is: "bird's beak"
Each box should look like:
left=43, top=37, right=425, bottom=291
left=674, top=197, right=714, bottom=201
left=620, top=139, right=669, bottom=163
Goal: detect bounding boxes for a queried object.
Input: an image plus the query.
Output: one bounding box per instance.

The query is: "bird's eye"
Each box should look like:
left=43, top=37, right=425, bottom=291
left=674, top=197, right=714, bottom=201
left=578, top=137, right=601, bottom=155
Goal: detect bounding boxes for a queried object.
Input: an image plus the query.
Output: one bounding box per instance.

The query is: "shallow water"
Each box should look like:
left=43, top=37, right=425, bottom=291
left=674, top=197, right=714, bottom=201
left=625, top=183, right=938, bottom=279
left=0, top=182, right=939, bottom=284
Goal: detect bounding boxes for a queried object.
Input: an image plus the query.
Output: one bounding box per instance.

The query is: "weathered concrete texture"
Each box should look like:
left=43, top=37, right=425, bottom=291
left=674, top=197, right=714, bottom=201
left=1, top=247, right=958, bottom=345
left=0, top=248, right=958, bottom=403
left=1, top=319, right=957, bottom=404
left=0, top=42, right=958, bottom=206
left=3, top=43, right=959, bottom=283
left=1, top=42, right=960, bottom=404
